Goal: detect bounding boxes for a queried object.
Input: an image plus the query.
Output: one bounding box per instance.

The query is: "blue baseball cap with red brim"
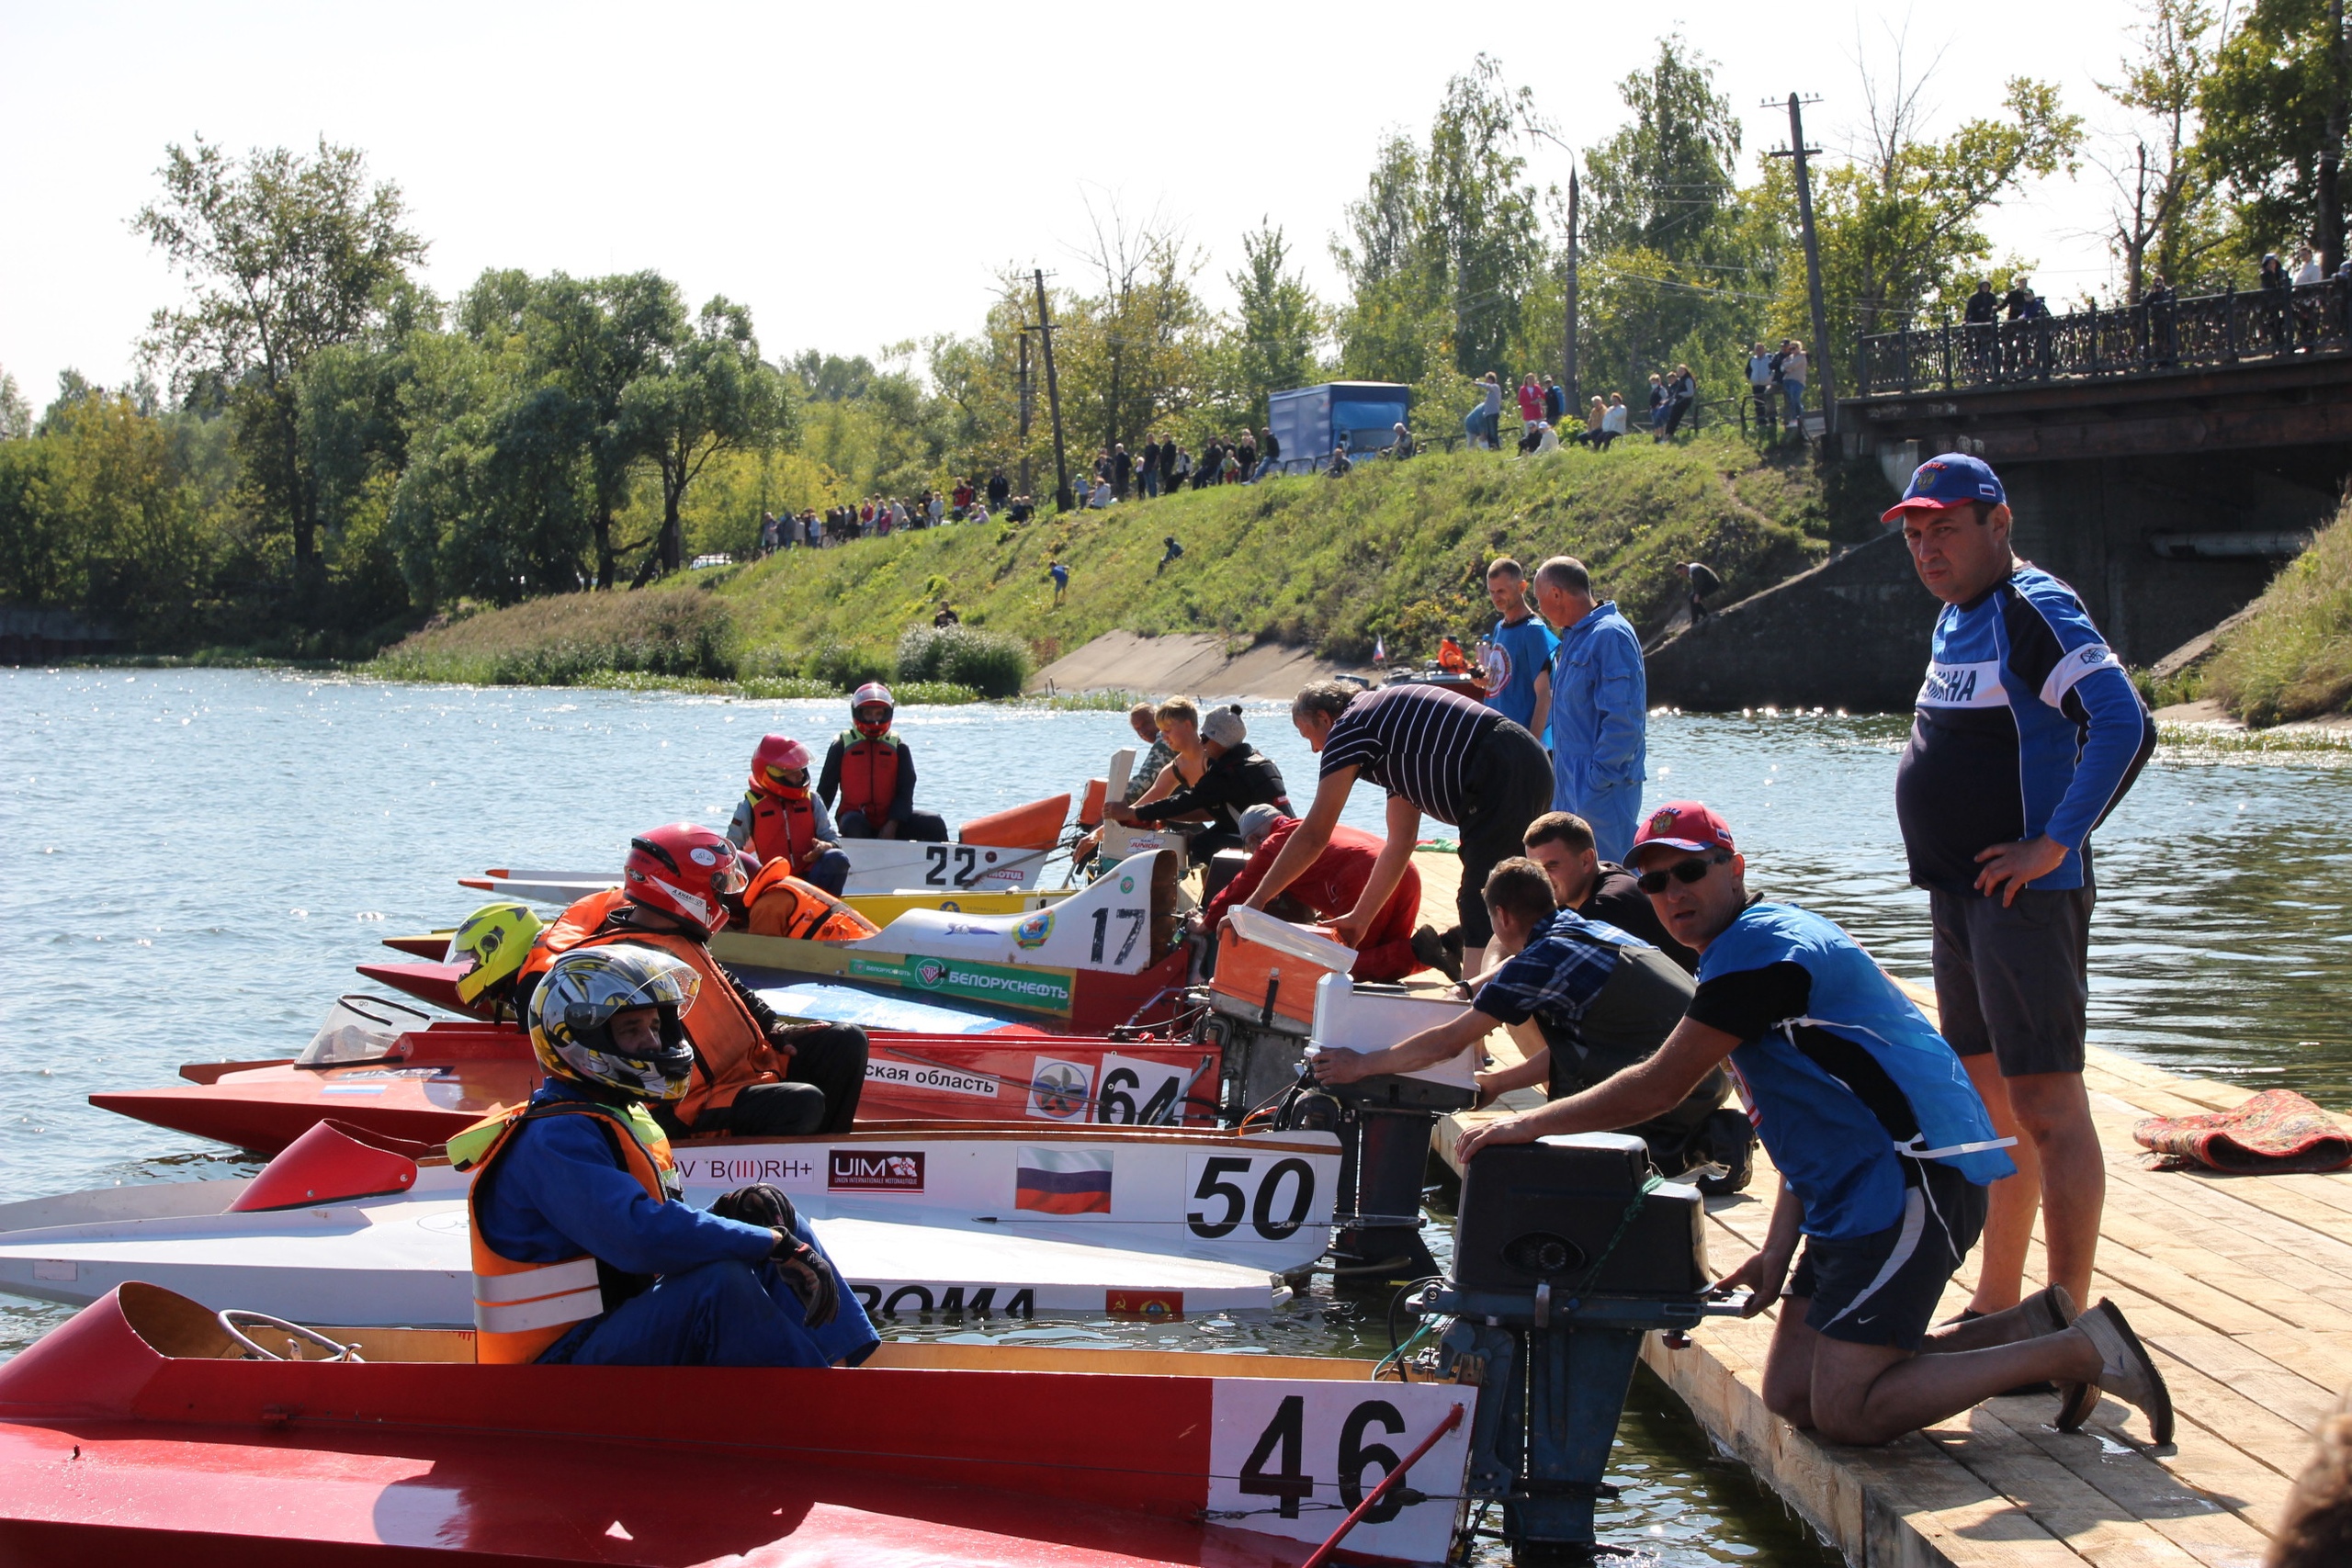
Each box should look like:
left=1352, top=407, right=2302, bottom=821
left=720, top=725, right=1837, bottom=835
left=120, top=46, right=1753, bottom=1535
left=1882, top=452, right=2007, bottom=524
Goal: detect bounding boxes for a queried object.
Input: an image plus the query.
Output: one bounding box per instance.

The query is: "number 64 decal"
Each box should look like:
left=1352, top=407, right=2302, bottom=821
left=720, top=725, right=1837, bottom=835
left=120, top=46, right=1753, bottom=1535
left=1184, top=1153, right=1319, bottom=1240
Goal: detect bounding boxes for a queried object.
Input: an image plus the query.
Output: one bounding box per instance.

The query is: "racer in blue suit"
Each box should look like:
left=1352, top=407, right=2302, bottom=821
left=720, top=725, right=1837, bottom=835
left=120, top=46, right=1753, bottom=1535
left=1888, top=453, right=2154, bottom=1323
left=1454, top=801, right=2173, bottom=1449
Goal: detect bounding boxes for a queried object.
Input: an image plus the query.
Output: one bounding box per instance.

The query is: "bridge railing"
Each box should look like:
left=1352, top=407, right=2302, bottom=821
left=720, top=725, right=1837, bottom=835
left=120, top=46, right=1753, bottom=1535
left=1853, top=278, right=2352, bottom=397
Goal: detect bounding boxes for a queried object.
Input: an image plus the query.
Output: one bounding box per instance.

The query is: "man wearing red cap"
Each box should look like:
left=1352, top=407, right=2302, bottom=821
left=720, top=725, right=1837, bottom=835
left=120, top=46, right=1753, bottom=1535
left=1454, top=801, right=2174, bottom=1450
left=1884, top=454, right=2154, bottom=1325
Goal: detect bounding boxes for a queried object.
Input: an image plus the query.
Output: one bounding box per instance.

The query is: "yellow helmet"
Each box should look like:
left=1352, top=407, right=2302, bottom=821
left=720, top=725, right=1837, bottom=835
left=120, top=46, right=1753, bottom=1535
left=443, top=902, right=545, bottom=1006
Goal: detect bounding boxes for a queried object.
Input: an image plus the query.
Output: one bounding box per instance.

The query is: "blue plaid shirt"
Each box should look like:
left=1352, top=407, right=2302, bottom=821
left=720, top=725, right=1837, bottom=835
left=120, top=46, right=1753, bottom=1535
left=1472, top=909, right=1643, bottom=1028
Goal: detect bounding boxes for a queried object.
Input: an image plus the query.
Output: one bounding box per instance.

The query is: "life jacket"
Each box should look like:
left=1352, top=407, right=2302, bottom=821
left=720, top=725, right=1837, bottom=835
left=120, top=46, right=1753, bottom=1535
left=835, top=731, right=902, bottom=823
left=745, top=786, right=820, bottom=870
left=451, top=1098, right=679, bottom=1365
left=515, top=887, right=628, bottom=987
left=573, top=924, right=786, bottom=1125
left=742, top=862, right=879, bottom=942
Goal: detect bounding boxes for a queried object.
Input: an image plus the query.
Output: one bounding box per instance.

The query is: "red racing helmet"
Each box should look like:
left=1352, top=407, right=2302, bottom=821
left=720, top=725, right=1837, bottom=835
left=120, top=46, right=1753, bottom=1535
left=750, top=733, right=812, bottom=795
left=851, top=682, right=895, bottom=738
left=624, top=822, right=749, bottom=934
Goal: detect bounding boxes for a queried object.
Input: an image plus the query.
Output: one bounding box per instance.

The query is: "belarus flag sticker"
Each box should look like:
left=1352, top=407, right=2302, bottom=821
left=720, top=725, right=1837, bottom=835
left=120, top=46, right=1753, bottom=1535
left=1015, top=1147, right=1114, bottom=1214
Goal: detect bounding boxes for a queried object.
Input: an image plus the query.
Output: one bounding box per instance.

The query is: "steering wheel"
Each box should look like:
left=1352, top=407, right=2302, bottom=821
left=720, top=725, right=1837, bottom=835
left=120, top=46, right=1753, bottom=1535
left=217, top=1308, right=364, bottom=1362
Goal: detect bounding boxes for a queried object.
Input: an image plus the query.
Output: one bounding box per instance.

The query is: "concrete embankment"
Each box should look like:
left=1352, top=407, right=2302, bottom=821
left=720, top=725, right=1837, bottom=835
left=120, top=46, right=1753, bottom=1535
left=1027, top=631, right=1372, bottom=701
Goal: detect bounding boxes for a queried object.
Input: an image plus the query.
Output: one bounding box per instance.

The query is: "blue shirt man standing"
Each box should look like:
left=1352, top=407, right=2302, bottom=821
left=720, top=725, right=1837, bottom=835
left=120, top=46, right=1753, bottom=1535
left=1479, top=556, right=1557, bottom=738
left=1534, top=555, right=1647, bottom=863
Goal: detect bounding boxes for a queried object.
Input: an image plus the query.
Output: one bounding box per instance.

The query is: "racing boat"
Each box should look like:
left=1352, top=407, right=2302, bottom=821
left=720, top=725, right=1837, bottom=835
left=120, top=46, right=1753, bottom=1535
left=95, top=993, right=1222, bottom=1156
left=0, top=1118, right=1343, bottom=1325
left=0, top=1280, right=1472, bottom=1564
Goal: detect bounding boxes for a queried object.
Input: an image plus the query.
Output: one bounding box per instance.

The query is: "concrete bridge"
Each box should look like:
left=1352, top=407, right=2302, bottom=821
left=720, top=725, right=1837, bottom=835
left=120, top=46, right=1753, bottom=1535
left=1648, top=280, right=2352, bottom=711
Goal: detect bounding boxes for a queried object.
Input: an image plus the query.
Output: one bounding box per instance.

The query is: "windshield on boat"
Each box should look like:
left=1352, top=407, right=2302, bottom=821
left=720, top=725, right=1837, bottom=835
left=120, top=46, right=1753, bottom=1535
left=296, top=994, right=432, bottom=1068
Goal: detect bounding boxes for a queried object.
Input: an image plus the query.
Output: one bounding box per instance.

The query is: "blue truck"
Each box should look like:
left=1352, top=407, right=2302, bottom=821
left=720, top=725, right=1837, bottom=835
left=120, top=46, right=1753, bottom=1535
left=1265, top=382, right=1411, bottom=473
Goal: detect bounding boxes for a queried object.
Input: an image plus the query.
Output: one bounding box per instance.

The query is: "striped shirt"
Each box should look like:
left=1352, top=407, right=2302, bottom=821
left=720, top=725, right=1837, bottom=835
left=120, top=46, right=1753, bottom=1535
left=1317, top=683, right=1496, bottom=825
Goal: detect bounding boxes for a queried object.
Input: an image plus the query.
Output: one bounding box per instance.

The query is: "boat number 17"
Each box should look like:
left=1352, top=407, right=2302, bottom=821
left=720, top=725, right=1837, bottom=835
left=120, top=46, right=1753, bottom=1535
left=1088, top=907, right=1146, bottom=964
left=922, top=845, right=985, bottom=886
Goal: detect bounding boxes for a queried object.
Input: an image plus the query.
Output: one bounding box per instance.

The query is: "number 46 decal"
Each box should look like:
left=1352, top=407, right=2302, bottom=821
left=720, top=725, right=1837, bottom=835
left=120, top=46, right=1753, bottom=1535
left=1205, top=1380, right=1471, bottom=1559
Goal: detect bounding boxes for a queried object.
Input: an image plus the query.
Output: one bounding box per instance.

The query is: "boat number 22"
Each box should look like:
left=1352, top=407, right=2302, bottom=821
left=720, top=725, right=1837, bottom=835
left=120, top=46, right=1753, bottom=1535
left=921, top=844, right=986, bottom=886
left=1187, top=1156, right=1316, bottom=1240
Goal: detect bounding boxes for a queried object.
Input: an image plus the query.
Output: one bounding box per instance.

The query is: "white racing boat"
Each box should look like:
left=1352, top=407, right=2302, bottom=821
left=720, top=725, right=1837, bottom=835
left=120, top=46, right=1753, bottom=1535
left=0, top=1122, right=1340, bottom=1327
left=467, top=836, right=1059, bottom=902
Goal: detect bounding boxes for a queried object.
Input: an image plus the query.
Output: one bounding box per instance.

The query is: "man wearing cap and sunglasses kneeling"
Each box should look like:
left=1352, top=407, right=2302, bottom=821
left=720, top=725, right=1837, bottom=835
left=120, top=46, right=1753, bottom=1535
left=1455, top=800, right=2174, bottom=1450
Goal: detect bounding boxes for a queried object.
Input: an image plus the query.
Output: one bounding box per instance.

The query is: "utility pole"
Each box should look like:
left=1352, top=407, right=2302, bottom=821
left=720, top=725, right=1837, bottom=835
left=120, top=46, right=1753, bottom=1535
left=1017, top=327, right=1035, bottom=502
left=1563, top=168, right=1580, bottom=414
left=1768, top=94, right=1837, bottom=436
left=1033, top=268, right=1073, bottom=513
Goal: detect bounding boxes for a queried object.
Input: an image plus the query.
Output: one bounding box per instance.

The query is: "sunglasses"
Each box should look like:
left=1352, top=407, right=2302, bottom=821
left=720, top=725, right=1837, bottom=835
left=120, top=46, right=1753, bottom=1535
left=1635, top=852, right=1731, bottom=895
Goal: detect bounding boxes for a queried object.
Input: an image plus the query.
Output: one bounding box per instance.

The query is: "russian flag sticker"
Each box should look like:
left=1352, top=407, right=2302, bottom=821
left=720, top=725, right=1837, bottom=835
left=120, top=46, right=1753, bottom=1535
left=1015, top=1147, right=1114, bottom=1214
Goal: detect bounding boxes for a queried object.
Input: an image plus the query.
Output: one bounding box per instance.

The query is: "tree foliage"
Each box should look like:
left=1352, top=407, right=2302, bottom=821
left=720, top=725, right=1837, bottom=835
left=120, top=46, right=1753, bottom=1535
left=2099, top=0, right=2236, bottom=299
left=2199, top=0, right=2352, bottom=263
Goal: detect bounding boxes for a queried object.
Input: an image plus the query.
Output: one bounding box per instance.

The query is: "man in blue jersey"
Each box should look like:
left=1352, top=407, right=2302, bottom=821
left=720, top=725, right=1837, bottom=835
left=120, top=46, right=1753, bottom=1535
left=1887, top=455, right=2155, bottom=1324
left=1535, top=556, right=1647, bottom=863
left=1479, top=557, right=1556, bottom=739
left=1455, top=802, right=2173, bottom=1448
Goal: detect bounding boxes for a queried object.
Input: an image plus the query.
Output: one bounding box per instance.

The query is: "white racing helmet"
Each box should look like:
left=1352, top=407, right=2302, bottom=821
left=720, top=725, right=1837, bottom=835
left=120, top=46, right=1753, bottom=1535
left=528, top=943, right=702, bottom=1102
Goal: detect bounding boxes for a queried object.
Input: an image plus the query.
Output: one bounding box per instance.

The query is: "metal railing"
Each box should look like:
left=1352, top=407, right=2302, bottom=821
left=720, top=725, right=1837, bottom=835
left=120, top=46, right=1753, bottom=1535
left=1852, top=277, right=2352, bottom=397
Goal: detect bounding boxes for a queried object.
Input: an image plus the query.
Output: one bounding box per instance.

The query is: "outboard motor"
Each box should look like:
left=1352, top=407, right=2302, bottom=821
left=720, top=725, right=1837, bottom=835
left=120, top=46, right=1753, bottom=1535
left=1274, top=1059, right=1472, bottom=1279
left=1411, top=1133, right=1742, bottom=1562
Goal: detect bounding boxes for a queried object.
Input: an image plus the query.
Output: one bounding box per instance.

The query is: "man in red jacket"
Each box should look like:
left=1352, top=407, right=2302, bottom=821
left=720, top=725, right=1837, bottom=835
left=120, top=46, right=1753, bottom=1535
left=1200, top=805, right=1424, bottom=981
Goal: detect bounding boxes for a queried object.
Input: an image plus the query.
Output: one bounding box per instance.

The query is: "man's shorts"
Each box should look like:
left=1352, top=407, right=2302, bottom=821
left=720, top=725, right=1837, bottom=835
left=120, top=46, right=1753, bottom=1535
left=1928, top=886, right=2092, bottom=1078
left=1788, top=1162, right=1987, bottom=1349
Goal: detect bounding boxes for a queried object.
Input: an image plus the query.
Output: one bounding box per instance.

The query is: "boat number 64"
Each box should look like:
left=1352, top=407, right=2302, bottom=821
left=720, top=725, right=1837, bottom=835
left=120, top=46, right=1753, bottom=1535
left=1186, top=1155, right=1316, bottom=1240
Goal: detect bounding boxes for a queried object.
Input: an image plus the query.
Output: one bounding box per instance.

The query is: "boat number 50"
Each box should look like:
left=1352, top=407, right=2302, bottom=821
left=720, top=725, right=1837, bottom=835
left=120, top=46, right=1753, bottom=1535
left=1186, top=1155, right=1316, bottom=1240
left=922, top=844, right=986, bottom=886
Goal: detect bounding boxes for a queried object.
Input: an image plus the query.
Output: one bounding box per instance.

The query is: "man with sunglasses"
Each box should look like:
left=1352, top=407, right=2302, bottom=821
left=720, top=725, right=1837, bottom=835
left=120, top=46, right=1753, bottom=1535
left=1454, top=801, right=2174, bottom=1450
left=1888, top=453, right=2154, bottom=1324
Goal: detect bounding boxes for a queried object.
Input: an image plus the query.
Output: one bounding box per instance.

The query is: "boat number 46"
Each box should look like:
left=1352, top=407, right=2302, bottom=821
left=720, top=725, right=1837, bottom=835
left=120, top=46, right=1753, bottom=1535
left=1185, top=1153, right=1316, bottom=1240
left=1206, top=1380, right=1469, bottom=1559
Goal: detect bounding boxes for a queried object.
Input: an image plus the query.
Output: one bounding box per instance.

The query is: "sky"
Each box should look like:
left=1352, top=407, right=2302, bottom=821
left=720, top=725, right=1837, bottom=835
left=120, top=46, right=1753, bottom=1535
left=1, top=0, right=2166, bottom=410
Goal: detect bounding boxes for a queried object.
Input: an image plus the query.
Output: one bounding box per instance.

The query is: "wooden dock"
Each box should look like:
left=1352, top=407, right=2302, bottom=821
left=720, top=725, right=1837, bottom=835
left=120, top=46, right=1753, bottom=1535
left=1408, top=840, right=2348, bottom=1568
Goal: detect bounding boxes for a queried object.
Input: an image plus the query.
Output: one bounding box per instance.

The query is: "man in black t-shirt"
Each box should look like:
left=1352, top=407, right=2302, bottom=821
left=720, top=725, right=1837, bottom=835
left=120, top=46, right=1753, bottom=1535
left=1521, top=809, right=1696, bottom=971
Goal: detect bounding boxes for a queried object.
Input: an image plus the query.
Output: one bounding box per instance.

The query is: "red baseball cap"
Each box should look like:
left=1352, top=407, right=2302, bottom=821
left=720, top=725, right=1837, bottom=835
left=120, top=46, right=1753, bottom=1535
left=1629, top=801, right=1736, bottom=863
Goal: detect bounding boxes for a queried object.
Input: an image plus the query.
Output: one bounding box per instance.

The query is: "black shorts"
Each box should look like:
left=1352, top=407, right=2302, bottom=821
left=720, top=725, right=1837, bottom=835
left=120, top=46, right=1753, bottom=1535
left=1453, top=718, right=1553, bottom=949
left=1787, top=1161, right=1986, bottom=1349
left=1929, top=886, right=2091, bottom=1077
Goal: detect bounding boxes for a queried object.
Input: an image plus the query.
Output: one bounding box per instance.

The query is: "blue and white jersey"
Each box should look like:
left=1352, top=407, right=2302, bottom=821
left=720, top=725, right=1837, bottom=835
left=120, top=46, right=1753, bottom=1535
left=1894, top=563, right=2154, bottom=894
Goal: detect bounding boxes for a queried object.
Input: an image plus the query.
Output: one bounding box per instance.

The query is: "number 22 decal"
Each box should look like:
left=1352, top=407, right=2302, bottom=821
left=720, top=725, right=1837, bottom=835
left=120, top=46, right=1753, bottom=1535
left=922, top=844, right=982, bottom=886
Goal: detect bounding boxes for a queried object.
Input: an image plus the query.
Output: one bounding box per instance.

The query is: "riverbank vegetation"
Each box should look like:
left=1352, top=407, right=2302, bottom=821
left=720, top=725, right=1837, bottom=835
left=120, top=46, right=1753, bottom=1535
left=2202, top=499, right=2352, bottom=726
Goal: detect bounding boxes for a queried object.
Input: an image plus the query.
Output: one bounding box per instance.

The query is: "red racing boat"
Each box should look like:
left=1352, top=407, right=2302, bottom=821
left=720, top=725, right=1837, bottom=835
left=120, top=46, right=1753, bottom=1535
left=0, top=1282, right=1472, bottom=1565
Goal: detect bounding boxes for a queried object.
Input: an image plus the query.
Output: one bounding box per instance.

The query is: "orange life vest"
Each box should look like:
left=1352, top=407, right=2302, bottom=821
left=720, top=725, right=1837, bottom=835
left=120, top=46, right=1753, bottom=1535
left=746, top=786, right=821, bottom=870
left=573, top=925, right=787, bottom=1125
left=452, top=1099, right=678, bottom=1365
left=517, top=888, right=629, bottom=986
left=835, top=731, right=902, bottom=822
left=742, top=862, right=880, bottom=942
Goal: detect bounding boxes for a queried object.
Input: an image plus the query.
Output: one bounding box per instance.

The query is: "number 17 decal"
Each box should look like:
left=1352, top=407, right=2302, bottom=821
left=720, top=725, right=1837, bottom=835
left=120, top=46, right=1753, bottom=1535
left=1205, top=1380, right=1471, bottom=1559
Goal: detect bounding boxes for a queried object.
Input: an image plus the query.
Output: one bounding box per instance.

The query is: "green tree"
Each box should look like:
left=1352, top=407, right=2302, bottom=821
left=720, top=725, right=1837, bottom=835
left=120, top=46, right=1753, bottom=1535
left=0, top=367, right=28, bottom=441
left=619, top=298, right=792, bottom=574
left=134, top=136, right=425, bottom=604
left=2199, top=0, right=2351, bottom=267
left=1225, top=222, right=1324, bottom=421
left=2098, top=0, right=2234, bottom=298
left=1058, top=201, right=1211, bottom=459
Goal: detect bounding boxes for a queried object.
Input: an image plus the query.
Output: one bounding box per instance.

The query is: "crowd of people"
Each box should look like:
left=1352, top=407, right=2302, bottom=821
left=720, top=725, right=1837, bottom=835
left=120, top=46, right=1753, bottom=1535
left=754, top=471, right=1034, bottom=554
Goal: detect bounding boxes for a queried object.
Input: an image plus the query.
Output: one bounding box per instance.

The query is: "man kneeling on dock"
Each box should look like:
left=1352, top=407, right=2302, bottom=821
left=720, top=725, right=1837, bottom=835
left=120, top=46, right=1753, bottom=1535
left=1455, top=802, right=2175, bottom=1449
left=1308, top=858, right=1742, bottom=1181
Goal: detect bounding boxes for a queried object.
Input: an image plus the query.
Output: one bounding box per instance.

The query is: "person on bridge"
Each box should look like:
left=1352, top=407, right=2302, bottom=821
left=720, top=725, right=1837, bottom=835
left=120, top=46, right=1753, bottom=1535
left=728, top=735, right=851, bottom=897
left=1106, top=705, right=1288, bottom=865
left=1535, top=555, right=1647, bottom=864
left=1457, top=802, right=2175, bottom=1449
left=1238, top=678, right=1549, bottom=980
left=1887, top=452, right=2155, bottom=1328
left=820, top=683, right=948, bottom=843
left=570, top=823, right=867, bottom=1138
left=1478, top=557, right=1555, bottom=739
left=453, top=942, right=876, bottom=1369
left=1200, top=803, right=1423, bottom=981
left=1312, top=858, right=1745, bottom=1184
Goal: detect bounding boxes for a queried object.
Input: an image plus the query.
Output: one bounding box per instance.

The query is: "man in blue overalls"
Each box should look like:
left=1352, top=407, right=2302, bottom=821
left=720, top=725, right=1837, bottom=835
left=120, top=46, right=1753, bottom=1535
left=1457, top=801, right=2173, bottom=1449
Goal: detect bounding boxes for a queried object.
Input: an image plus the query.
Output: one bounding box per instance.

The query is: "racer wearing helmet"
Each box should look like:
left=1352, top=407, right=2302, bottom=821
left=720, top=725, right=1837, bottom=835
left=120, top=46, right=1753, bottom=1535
left=819, top=683, right=949, bottom=843
left=443, top=901, right=545, bottom=1021
left=452, top=943, right=877, bottom=1369
left=572, top=822, right=868, bottom=1138
left=726, top=734, right=852, bottom=897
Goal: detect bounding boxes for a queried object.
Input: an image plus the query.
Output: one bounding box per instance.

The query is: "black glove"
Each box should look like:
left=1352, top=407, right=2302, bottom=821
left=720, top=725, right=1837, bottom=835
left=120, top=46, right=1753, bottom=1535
left=769, top=1231, right=840, bottom=1328
left=710, top=1183, right=797, bottom=1231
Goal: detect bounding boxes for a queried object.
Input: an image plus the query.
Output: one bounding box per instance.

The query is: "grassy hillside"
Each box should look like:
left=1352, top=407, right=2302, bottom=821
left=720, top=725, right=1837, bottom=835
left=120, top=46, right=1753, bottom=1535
left=2204, top=498, right=2352, bottom=726
left=377, top=433, right=1842, bottom=689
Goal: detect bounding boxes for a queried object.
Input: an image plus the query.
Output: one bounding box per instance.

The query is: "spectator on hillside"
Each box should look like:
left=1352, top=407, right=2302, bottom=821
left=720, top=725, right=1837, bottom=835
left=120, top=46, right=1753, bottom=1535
left=952, top=478, right=976, bottom=515
left=1235, top=431, right=1257, bottom=482
left=933, top=602, right=959, bottom=627
left=1660, top=365, right=1697, bottom=441
left=1326, top=438, right=1352, bottom=478
left=1171, top=446, right=1193, bottom=489
left=759, top=512, right=780, bottom=554
left=1645, top=373, right=1668, bottom=434
left=1572, top=396, right=1605, bottom=447
left=1159, top=435, right=1180, bottom=495
left=987, top=469, right=1010, bottom=510
left=1158, top=536, right=1183, bottom=575
left=1112, top=443, right=1132, bottom=501
left=1600, top=394, right=1628, bottom=448
left=1747, top=342, right=1775, bottom=433
left=1480, top=371, right=1504, bottom=446
left=1526, top=420, right=1560, bottom=456
left=1196, top=436, right=1224, bottom=490
left=1139, top=437, right=1161, bottom=498
left=1517, top=373, right=1544, bottom=433
left=1544, top=374, right=1566, bottom=424
left=968, top=501, right=989, bottom=525
left=1009, top=494, right=1035, bottom=524
left=1390, top=422, right=1416, bottom=458
left=1677, top=560, right=1723, bottom=622
left=1221, top=442, right=1244, bottom=483
left=1778, top=341, right=1809, bottom=427
left=928, top=491, right=945, bottom=527
left=1255, top=425, right=1281, bottom=480
left=1089, top=475, right=1114, bottom=509
left=1047, top=559, right=1069, bottom=604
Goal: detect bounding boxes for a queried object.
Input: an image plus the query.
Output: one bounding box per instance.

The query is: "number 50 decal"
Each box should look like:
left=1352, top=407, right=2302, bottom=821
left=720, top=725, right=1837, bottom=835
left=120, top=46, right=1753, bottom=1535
left=1184, top=1152, right=1322, bottom=1240
left=1205, top=1380, right=1472, bottom=1560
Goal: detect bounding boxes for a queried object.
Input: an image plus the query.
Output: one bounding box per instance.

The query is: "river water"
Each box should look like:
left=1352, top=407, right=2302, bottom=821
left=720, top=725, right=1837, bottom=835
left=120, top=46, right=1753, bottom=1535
left=5, top=668, right=2348, bottom=1563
